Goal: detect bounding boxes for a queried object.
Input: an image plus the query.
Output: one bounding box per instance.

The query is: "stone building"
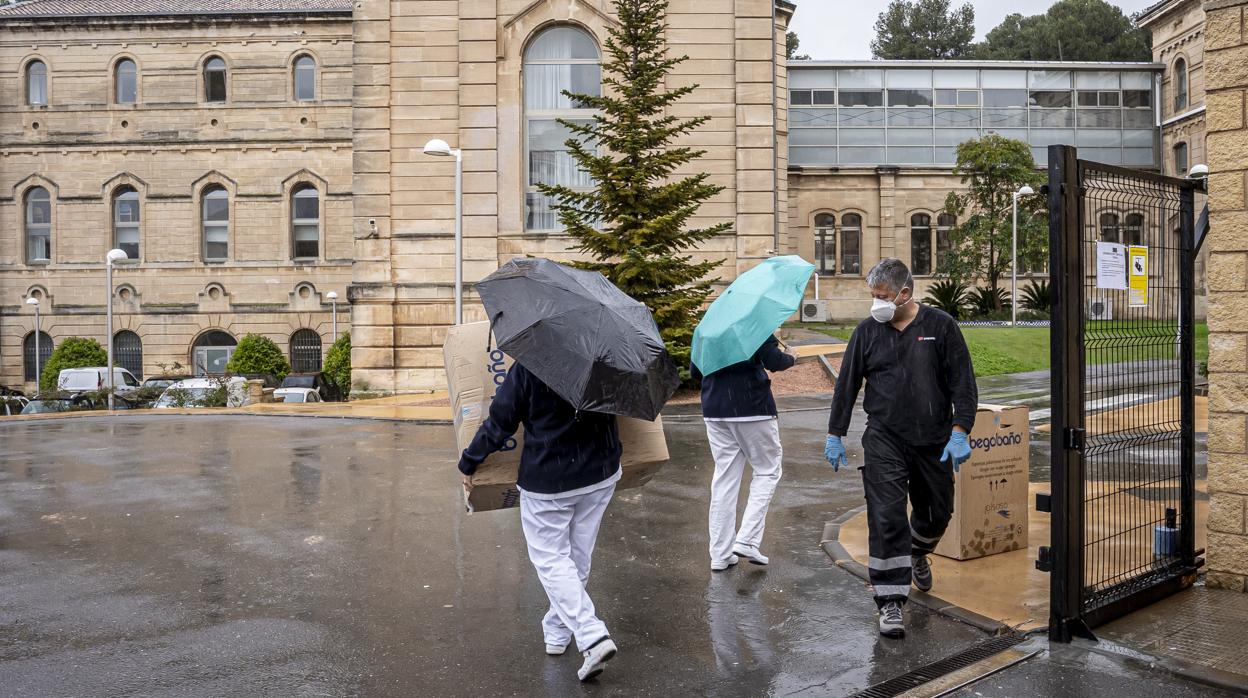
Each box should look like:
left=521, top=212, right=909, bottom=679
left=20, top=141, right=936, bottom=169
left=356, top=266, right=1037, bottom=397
left=0, top=0, right=353, bottom=389
left=1139, top=0, right=1208, bottom=179
left=1201, top=0, right=1248, bottom=592
left=348, top=0, right=795, bottom=393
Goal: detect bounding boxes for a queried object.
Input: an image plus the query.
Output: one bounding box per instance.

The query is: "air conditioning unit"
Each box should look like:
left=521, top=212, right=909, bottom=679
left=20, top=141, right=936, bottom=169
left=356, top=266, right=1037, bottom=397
left=801, top=299, right=829, bottom=323
left=1088, top=297, right=1113, bottom=321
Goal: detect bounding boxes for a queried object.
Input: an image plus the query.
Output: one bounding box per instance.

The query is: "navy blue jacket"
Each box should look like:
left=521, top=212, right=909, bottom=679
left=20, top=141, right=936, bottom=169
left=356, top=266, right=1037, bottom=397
left=691, top=335, right=796, bottom=419
left=458, top=363, right=621, bottom=496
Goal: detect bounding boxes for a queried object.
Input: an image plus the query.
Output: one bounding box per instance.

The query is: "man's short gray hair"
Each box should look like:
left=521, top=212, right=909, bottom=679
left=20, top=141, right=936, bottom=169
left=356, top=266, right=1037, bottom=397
left=866, top=258, right=913, bottom=294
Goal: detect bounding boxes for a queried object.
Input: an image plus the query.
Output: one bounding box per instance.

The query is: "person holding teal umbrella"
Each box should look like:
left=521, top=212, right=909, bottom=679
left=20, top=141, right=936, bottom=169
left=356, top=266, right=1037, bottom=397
left=691, top=256, right=815, bottom=571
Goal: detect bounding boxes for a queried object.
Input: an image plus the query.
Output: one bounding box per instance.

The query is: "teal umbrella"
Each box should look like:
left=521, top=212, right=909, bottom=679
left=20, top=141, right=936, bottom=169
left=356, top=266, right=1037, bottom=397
left=691, top=255, right=816, bottom=376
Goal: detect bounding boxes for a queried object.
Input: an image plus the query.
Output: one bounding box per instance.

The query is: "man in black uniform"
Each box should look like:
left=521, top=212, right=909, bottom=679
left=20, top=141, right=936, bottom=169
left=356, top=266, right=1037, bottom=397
left=824, top=258, right=977, bottom=638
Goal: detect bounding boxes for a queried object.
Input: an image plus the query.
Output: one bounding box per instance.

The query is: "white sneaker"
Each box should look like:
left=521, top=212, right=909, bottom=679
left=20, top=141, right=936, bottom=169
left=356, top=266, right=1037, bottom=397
left=878, top=601, right=905, bottom=638
left=732, top=542, right=769, bottom=566
left=545, top=642, right=568, bottom=656
left=577, top=638, right=617, bottom=682
left=711, top=554, right=739, bottom=571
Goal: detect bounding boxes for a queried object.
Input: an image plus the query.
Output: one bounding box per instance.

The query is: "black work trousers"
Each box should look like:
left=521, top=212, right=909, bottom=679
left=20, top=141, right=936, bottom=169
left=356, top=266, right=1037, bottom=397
left=861, top=426, right=954, bottom=607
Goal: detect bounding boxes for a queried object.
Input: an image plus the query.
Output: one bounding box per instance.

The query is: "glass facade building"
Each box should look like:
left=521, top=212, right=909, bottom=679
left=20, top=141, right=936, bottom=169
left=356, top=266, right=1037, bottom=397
left=789, top=62, right=1162, bottom=169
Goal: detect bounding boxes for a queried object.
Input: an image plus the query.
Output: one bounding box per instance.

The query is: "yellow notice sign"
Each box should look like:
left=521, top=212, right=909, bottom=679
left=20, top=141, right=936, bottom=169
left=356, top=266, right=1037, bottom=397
left=1129, top=245, right=1149, bottom=308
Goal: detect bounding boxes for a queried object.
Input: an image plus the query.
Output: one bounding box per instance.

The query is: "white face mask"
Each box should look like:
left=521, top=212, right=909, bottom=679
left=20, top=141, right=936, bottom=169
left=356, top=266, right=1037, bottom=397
left=870, top=288, right=911, bottom=323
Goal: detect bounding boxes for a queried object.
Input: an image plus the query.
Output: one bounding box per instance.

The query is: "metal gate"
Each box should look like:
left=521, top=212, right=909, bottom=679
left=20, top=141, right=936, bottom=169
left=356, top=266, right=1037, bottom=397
left=1042, top=144, right=1201, bottom=642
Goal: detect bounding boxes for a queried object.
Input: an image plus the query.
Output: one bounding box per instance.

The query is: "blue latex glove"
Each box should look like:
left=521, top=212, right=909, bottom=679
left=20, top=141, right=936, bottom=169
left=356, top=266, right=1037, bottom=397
left=940, top=430, right=971, bottom=472
left=825, top=435, right=848, bottom=471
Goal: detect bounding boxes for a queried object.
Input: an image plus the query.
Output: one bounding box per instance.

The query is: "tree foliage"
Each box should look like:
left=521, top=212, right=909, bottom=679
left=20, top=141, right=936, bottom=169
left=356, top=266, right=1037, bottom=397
left=941, top=134, right=1046, bottom=310
left=225, top=334, right=291, bottom=382
left=786, top=31, right=810, bottom=61
left=39, top=336, right=108, bottom=393
left=871, top=0, right=975, bottom=59
left=323, top=332, right=352, bottom=399
left=540, top=0, right=729, bottom=378
left=974, top=0, right=1151, bottom=62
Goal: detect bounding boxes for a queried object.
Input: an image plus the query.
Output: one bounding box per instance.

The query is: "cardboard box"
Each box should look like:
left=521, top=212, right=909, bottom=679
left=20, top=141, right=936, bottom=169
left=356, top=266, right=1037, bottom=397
left=444, top=322, right=670, bottom=512
left=934, top=404, right=1030, bottom=561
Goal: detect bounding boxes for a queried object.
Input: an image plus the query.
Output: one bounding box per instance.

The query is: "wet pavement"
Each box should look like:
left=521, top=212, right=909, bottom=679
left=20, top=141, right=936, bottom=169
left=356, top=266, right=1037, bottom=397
left=0, top=405, right=1232, bottom=696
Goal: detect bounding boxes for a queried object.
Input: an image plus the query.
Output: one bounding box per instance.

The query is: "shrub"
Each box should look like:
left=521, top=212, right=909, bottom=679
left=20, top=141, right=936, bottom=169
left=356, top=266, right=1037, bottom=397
left=225, top=334, right=291, bottom=382
left=1019, top=280, right=1051, bottom=312
left=323, top=332, right=351, bottom=399
left=968, top=286, right=1012, bottom=319
left=922, top=280, right=970, bottom=319
left=39, top=336, right=107, bottom=393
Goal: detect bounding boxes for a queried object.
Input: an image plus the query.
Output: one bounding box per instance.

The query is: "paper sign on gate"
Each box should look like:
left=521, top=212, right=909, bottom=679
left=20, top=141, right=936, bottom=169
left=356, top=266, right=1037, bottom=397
left=1129, top=245, right=1149, bottom=307
left=1095, top=241, right=1128, bottom=291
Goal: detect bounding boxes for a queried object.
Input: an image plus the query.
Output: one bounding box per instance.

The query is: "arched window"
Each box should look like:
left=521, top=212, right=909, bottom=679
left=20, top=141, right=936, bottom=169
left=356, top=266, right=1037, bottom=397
left=113, top=187, right=140, bottom=260
left=1174, top=58, right=1188, bottom=112
left=290, top=329, right=323, bottom=372
left=1124, top=213, right=1145, bottom=246
left=523, top=25, right=600, bottom=231
left=911, top=213, right=933, bottom=276
left=202, top=186, right=229, bottom=261
left=27, top=60, right=47, bottom=106
left=814, top=213, right=836, bottom=274
left=1173, top=141, right=1189, bottom=176
left=115, top=58, right=137, bottom=104
left=936, top=213, right=956, bottom=274
left=291, top=185, right=320, bottom=259
left=113, top=330, right=143, bottom=378
left=841, top=213, right=862, bottom=275
left=294, top=55, right=316, bottom=101
left=24, top=331, right=53, bottom=382
left=204, top=57, right=227, bottom=103
left=1099, top=211, right=1120, bottom=242
left=25, top=187, right=52, bottom=264
left=192, top=330, right=237, bottom=375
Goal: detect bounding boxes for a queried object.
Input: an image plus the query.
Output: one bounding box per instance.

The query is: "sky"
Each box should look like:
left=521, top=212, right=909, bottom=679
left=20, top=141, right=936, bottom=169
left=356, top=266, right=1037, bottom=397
left=790, top=0, right=1160, bottom=61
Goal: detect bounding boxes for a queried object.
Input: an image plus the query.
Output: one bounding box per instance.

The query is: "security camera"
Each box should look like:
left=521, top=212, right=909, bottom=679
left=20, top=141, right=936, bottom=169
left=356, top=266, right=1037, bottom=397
left=368, top=218, right=376, bottom=227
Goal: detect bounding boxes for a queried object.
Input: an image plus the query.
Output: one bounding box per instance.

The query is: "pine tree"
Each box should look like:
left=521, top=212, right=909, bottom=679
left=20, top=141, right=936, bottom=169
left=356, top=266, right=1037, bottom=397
left=538, top=0, right=730, bottom=376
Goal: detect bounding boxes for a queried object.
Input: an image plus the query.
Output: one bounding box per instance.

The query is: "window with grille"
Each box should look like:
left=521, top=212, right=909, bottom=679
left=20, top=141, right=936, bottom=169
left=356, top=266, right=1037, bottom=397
left=24, top=331, right=52, bottom=382
left=113, top=330, right=142, bottom=378
left=290, top=329, right=323, bottom=372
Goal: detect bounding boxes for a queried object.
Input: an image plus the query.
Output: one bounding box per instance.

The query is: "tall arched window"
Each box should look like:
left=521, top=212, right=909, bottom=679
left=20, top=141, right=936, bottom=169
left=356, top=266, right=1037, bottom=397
left=113, top=187, right=140, bottom=260
left=291, top=185, right=320, bottom=259
left=204, top=57, right=227, bottom=103
left=911, top=213, right=933, bottom=276
left=290, top=329, right=323, bottom=372
left=202, top=186, right=229, bottom=261
left=113, top=330, right=143, bottom=378
left=1174, top=58, right=1188, bottom=112
left=841, top=213, right=862, bottom=275
left=1125, top=213, right=1145, bottom=246
left=1099, top=211, right=1120, bottom=242
left=192, top=330, right=237, bottom=375
left=523, top=25, right=600, bottom=231
left=936, top=213, right=956, bottom=274
left=814, top=213, right=836, bottom=274
left=294, top=55, right=316, bottom=101
left=115, top=58, right=137, bottom=104
left=24, top=331, right=53, bottom=382
left=1173, top=141, right=1189, bottom=176
left=27, top=60, right=48, bottom=106
left=25, top=187, right=52, bottom=264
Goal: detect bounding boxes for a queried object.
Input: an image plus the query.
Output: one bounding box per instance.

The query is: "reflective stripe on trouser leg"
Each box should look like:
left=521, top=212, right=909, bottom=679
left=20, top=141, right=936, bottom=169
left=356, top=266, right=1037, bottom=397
left=521, top=485, right=614, bottom=652
left=707, top=420, right=748, bottom=564
left=731, top=418, right=783, bottom=550
left=908, top=440, right=955, bottom=556
left=862, top=428, right=913, bottom=606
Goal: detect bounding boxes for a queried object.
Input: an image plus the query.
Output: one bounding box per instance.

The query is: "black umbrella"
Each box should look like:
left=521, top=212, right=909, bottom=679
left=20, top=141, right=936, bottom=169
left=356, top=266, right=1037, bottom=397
left=476, top=258, right=680, bottom=422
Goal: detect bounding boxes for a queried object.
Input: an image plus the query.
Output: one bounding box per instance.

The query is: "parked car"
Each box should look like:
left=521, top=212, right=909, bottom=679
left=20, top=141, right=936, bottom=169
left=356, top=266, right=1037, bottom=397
left=1, top=395, right=29, bottom=415
left=142, top=375, right=191, bottom=391
left=57, top=367, right=140, bottom=396
left=273, top=387, right=323, bottom=404
left=20, top=393, right=100, bottom=414
left=279, top=372, right=342, bottom=402
left=153, top=377, right=249, bottom=408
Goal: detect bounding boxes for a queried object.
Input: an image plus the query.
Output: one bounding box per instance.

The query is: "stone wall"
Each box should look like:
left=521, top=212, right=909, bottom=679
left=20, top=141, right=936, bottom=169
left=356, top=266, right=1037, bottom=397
left=0, top=13, right=353, bottom=387
left=1203, top=0, right=1248, bottom=592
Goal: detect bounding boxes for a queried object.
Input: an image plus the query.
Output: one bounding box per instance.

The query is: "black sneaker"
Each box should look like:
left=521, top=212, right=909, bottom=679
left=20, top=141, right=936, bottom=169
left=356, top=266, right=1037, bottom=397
left=878, top=601, right=905, bottom=638
left=912, top=555, right=933, bottom=592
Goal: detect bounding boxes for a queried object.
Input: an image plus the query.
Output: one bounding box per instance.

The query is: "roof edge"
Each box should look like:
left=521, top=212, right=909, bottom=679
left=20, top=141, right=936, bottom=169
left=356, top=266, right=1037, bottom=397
left=790, top=59, right=1165, bottom=70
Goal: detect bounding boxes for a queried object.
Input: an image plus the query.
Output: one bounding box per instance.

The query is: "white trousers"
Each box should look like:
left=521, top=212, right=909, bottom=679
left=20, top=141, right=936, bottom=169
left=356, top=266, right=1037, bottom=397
left=520, top=483, right=615, bottom=652
left=706, top=418, right=784, bottom=565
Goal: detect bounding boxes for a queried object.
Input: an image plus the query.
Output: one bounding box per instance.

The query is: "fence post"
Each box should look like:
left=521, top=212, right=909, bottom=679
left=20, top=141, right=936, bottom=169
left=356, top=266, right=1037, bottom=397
left=1179, top=183, right=1197, bottom=565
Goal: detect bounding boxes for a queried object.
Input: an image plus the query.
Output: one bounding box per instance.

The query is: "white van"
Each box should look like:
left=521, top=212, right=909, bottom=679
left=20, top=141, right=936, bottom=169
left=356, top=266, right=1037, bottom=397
left=153, top=377, right=250, bottom=408
left=56, top=367, right=140, bottom=395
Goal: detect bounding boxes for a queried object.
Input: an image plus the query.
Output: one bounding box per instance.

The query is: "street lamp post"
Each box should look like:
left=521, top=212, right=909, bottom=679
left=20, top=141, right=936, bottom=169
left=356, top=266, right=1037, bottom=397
left=326, top=291, right=339, bottom=339
left=26, top=297, right=40, bottom=391
left=423, top=138, right=463, bottom=325
left=105, top=248, right=127, bottom=411
left=1012, top=185, right=1035, bottom=326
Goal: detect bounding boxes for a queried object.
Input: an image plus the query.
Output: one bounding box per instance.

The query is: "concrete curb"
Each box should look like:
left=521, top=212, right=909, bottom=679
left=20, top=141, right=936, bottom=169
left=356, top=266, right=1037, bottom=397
left=1078, top=636, right=1248, bottom=695
left=821, top=505, right=1013, bottom=636
left=0, top=410, right=453, bottom=426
